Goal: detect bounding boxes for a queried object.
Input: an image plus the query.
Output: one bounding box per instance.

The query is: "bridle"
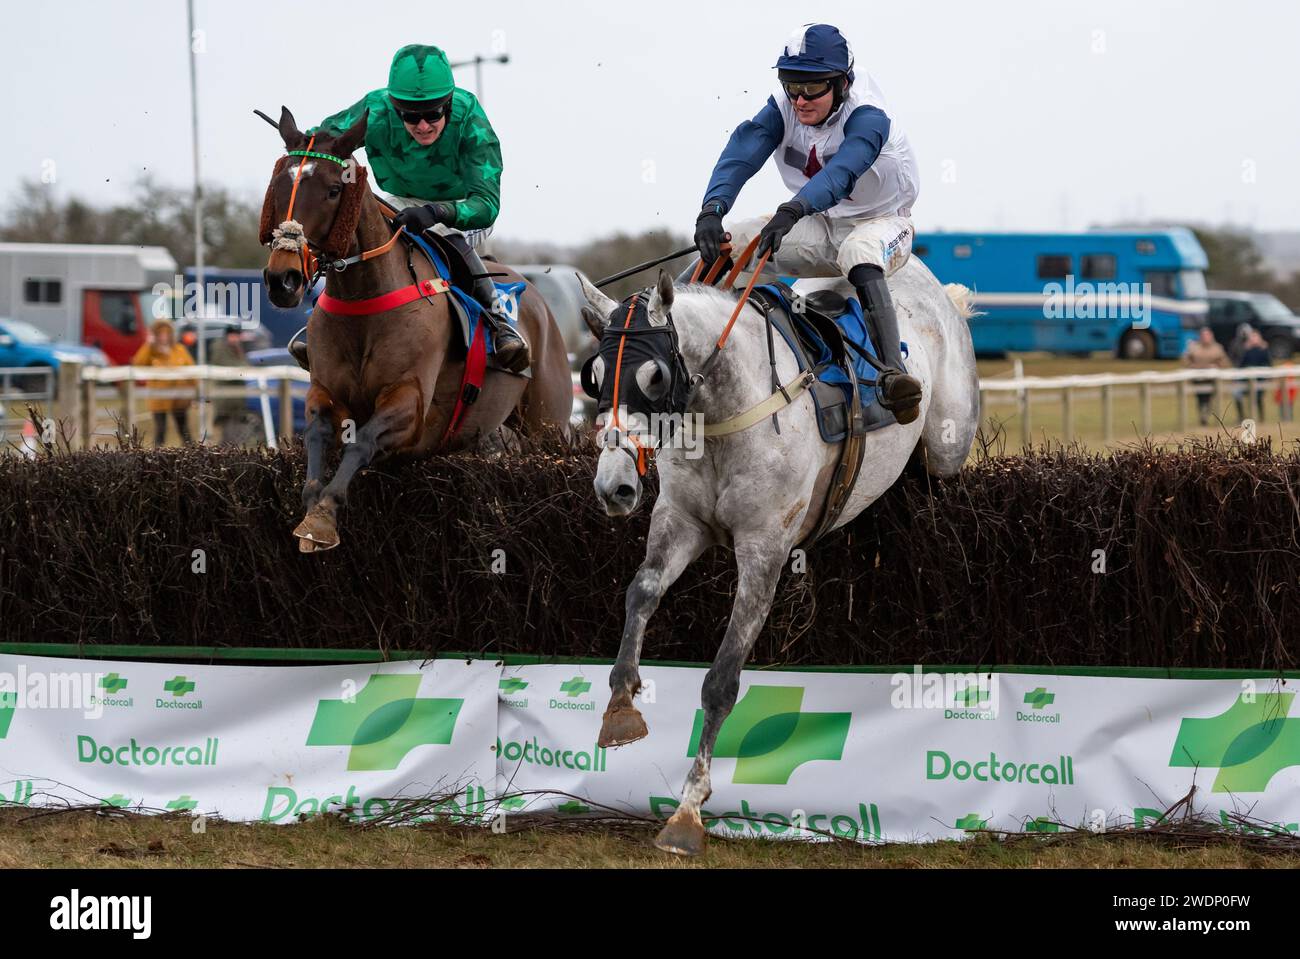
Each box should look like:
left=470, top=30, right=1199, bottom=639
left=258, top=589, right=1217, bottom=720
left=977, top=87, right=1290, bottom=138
left=587, top=234, right=817, bottom=477
left=584, top=291, right=690, bottom=478
left=268, top=134, right=407, bottom=287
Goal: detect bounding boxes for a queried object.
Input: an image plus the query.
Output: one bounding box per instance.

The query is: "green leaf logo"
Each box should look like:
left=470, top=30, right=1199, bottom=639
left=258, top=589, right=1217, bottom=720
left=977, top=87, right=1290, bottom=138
left=559, top=677, right=592, bottom=698
left=1024, top=688, right=1056, bottom=711
left=0, top=691, right=16, bottom=740
left=688, top=686, right=850, bottom=785
left=1170, top=693, right=1300, bottom=792
left=163, top=676, right=196, bottom=698
left=307, top=675, right=463, bottom=771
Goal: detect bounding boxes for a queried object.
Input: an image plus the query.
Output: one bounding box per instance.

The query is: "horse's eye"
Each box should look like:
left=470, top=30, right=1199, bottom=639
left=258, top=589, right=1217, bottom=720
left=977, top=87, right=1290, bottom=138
left=636, top=360, right=666, bottom=400
left=327, top=185, right=343, bottom=199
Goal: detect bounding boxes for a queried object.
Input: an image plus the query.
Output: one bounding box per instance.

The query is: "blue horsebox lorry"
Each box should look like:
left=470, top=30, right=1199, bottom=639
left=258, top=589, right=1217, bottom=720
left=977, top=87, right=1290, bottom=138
left=912, top=229, right=1209, bottom=360
left=183, top=267, right=319, bottom=348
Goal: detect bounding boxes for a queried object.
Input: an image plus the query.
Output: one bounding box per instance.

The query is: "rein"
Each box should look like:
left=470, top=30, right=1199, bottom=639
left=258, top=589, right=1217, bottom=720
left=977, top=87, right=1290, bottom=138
left=596, top=227, right=811, bottom=475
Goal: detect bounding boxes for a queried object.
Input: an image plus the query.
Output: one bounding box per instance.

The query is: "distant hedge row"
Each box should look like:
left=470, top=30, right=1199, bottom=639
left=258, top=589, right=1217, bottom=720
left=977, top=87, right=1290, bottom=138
left=0, top=435, right=1296, bottom=671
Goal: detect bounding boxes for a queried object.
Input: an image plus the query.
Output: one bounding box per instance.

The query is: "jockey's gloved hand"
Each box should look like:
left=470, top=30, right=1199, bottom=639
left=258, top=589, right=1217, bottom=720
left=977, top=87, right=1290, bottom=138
left=758, top=201, right=807, bottom=257
left=393, top=201, right=457, bottom=235
left=694, top=202, right=728, bottom=266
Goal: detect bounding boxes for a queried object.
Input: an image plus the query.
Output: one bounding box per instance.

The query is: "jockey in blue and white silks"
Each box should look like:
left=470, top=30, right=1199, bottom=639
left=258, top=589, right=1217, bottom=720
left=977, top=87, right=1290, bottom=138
left=694, top=23, right=923, bottom=423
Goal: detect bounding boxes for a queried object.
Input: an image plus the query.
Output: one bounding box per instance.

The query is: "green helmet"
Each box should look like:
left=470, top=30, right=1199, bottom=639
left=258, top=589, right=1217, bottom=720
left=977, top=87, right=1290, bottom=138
left=387, top=44, right=454, bottom=102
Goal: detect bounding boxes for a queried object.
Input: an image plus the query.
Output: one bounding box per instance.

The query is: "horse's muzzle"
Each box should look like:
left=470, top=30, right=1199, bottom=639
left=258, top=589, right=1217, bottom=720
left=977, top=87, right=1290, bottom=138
left=265, top=266, right=305, bottom=308
left=594, top=477, right=640, bottom=517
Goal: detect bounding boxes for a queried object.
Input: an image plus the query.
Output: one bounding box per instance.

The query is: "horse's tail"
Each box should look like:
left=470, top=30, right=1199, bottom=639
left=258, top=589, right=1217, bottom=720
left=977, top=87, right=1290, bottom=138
left=943, top=283, right=980, bottom=320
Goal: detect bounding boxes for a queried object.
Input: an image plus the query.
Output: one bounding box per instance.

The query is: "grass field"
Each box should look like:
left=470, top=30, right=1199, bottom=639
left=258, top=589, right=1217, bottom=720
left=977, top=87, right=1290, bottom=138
left=4, top=808, right=1297, bottom=869
left=977, top=354, right=1300, bottom=452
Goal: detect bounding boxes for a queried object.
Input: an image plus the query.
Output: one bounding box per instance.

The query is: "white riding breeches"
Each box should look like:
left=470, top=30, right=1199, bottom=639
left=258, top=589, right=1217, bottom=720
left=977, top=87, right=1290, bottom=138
left=725, top=211, right=914, bottom=280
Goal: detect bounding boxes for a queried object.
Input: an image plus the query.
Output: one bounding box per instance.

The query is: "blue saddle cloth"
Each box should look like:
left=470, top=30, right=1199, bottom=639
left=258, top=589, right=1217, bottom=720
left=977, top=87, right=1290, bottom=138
left=408, top=233, right=525, bottom=358
left=757, top=283, right=908, bottom=410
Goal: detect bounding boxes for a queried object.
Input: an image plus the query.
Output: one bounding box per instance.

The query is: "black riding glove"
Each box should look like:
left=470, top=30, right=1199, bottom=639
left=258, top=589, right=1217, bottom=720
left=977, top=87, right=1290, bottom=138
left=393, top=201, right=457, bottom=234
left=758, top=200, right=807, bottom=257
left=694, top=202, right=728, bottom=266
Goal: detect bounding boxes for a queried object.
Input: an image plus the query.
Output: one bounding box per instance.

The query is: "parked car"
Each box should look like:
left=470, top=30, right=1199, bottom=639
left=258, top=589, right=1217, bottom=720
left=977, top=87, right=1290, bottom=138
left=0, top=316, right=109, bottom=394
left=175, top=310, right=272, bottom=355
left=1206, top=291, right=1300, bottom=360
left=243, top=347, right=307, bottom=437
left=515, top=264, right=598, bottom=421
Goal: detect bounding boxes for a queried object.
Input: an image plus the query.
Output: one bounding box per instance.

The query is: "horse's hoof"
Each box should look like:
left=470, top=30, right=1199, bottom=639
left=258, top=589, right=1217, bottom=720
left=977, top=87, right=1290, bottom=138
left=298, top=538, right=317, bottom=554
left=294, top=504, right=340, bottom=551
left=654, top=809, right=706, bottom=857
left=598, top=704, right=648, bottom=748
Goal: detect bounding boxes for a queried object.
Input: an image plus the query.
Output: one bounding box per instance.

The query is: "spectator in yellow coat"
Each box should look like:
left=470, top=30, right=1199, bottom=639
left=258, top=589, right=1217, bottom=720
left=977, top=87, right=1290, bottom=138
left=130, top=320, right=195, bottom=446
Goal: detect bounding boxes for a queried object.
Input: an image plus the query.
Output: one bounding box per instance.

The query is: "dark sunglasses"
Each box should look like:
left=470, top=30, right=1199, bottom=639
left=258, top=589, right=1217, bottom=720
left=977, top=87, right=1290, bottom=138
left=782, top=79, right=835, bottom=102
left=394, top=99, right=451, bottom=126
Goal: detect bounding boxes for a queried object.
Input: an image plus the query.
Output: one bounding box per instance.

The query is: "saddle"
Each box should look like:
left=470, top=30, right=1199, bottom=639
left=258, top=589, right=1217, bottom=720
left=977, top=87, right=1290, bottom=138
left=404, top=228, right=527, bottom=377
left=748, top=282, right=902, bottom=546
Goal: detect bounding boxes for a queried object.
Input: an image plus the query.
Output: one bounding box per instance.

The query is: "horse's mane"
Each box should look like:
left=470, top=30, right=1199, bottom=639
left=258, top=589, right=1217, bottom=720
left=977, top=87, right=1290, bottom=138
left=257, top=156, right=289, bottom=247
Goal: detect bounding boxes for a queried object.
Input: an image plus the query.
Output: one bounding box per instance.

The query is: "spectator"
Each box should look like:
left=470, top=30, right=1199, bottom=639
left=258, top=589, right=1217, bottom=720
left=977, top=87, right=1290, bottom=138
left=1182, top=327, right=1230, bottom=426
left=208, top=329, right=255, bottom=445
left=1228, top=323, right=1254, bottom=366
left=130, top=320, right=195, bottom=446
left=1235, top=328, right=1272, bottom=423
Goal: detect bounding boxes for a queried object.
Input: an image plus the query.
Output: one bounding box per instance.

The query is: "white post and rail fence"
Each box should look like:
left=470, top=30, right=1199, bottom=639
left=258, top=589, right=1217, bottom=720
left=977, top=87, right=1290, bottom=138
left=3, top=362, right=1299, bottom=452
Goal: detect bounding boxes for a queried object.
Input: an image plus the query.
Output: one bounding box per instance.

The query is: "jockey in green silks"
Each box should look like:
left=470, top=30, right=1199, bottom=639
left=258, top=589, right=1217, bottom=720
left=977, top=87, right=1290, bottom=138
left=289, top=43, right=529, bottom=373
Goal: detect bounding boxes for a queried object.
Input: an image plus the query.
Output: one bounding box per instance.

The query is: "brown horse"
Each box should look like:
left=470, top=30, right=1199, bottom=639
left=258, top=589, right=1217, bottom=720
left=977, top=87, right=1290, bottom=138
left=260, top=107, right=572, bottom=552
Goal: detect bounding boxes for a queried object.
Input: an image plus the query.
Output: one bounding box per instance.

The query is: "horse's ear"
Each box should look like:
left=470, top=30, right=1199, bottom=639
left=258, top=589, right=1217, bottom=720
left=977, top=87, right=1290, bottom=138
left=578, top=273, right=618, bottom=323
left=582, top=305, right=607, bottom=339
left=333, top=110, right=368, bottom=157
left=277, top=106, right=303, bottom=147
left=647, top=269, right=674, bottom=324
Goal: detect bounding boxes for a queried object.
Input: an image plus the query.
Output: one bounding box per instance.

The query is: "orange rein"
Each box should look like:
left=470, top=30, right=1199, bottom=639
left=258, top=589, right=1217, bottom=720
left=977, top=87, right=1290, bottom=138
left=687, top=233, right=772, bottom=353
left=607, top=294, right=651, bottom=476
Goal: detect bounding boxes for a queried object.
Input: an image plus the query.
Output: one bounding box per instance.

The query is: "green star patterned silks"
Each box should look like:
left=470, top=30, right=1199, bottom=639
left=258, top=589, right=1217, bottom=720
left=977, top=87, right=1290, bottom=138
left=314, top=88, right=502, bottom=231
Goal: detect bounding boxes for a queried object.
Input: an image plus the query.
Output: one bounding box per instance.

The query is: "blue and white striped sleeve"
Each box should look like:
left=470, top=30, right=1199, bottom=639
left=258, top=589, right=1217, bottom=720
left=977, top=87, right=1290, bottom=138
left=794, top=105, right=891, bottom=214
left=701, top=97, right=785, bottom=215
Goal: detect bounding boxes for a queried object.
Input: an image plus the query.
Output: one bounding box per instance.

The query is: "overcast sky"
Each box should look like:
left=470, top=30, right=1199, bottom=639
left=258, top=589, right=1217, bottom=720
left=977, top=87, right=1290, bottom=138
left=2, top=0, right=1297, bottom=245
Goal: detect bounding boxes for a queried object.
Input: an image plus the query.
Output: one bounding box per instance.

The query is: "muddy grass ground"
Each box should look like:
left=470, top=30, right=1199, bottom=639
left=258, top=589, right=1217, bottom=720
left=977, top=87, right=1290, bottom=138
left=3, top=808, right=1297, bottom=869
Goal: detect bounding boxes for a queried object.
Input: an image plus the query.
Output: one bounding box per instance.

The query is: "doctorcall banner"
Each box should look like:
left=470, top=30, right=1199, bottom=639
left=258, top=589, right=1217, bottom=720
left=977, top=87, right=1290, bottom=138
left=2, top=654, right=1297, bottom=841
left=0, top=654, right=500, bottom=823
left=495, top=664, right=1300, bottom=842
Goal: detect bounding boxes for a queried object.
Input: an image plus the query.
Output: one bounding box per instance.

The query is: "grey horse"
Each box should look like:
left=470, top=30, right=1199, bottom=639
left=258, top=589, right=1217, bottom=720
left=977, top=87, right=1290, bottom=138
left=578, top=261, right=979, bottom=855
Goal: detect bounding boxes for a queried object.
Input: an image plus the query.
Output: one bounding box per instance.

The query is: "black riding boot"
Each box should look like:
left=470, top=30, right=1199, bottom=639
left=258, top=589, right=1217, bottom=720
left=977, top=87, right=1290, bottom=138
left=288, top=326, right=310, bottom=372
left=443, top=234, right=530, bottom=374
left=850, top=264, right=922, bottom=425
